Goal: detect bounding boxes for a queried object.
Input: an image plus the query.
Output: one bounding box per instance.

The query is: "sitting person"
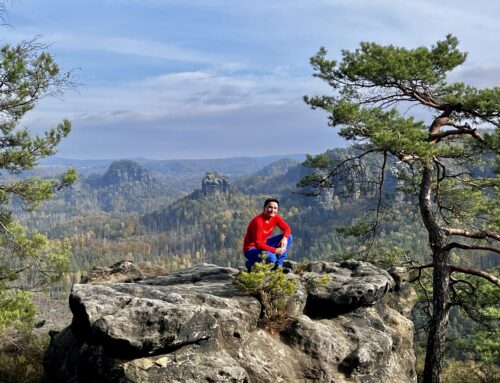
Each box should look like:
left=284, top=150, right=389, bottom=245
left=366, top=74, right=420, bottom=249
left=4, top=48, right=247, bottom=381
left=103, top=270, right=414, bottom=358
left=243, top=198, right=293, bottom=271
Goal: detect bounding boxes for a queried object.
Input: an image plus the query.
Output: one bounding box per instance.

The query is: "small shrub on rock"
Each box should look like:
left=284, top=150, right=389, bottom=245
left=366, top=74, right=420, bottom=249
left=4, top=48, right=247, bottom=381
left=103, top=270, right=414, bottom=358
left=234, top=261, right=297, bottom=324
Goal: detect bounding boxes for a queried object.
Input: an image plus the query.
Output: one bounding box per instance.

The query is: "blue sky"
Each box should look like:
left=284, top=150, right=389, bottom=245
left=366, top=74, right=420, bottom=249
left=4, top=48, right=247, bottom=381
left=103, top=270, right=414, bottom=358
left=3, top=0, right=499, bottom=159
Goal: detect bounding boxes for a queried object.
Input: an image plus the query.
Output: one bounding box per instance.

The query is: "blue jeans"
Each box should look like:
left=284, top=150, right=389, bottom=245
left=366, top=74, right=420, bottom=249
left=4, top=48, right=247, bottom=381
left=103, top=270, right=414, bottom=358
left=244, top=234, right=293, bottom=270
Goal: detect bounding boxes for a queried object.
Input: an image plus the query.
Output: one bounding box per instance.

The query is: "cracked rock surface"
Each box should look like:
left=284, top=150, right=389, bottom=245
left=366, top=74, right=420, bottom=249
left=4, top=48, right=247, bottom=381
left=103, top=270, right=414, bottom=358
left=44, top=261, right=416, bottom=383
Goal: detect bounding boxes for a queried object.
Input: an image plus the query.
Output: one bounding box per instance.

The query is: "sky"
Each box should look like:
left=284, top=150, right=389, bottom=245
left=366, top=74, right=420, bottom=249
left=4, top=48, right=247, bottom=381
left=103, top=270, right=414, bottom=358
left=2, top=0, right=499, bottom=160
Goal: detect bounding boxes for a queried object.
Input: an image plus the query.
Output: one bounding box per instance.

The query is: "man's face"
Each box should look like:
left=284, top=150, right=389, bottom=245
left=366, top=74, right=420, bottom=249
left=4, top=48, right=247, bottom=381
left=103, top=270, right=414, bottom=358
left=263, top=201, right=279, bottom=218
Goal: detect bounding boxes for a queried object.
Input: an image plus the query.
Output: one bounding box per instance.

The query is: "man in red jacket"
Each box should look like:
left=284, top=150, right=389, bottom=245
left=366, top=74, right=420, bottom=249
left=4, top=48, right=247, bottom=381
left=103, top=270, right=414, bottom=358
left=243, top=198, right=293, bottom=271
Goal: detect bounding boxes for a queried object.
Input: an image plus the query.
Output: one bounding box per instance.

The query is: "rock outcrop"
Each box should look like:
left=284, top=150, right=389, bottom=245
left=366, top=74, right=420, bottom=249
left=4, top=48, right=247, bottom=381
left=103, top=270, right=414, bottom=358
left=201, top=172, right=230, bottom=197
left=44, top=261, right=417, bottom=383
left=80, top=260, right=144, bottom=284
left=94, top=160, right=155, bottom=187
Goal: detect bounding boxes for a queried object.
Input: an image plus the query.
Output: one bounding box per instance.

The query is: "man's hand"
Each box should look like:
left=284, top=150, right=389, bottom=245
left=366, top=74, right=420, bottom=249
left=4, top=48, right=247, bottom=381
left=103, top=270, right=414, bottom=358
left=276, top=237, right=287, bottom=255
left=278, top=237, right=288, bottom=248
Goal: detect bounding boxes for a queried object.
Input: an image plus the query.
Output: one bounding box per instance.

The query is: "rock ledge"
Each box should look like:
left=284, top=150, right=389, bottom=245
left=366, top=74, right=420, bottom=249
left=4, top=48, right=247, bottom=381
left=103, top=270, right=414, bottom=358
left=45, top=261, right=416, bottom=383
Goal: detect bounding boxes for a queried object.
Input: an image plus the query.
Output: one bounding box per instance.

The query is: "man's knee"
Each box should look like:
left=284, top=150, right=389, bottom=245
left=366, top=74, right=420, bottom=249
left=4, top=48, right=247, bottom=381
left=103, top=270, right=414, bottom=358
left=264, top=252, right=277, bottom=264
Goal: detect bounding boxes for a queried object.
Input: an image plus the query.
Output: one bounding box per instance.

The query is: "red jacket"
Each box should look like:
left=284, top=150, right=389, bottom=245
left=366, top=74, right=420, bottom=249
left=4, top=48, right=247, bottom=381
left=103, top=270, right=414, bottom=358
left=243, top=213, right=291, bottom=253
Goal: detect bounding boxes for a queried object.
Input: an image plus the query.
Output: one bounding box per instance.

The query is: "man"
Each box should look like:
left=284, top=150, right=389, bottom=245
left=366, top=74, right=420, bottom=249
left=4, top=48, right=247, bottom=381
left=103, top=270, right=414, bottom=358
left=243, top=198, right=293, bottom=271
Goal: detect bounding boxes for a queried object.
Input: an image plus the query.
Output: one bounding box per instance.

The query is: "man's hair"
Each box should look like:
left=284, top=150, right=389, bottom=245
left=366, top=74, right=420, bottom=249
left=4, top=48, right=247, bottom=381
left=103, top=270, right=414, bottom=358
left=263, top=198, right=279, bottom=208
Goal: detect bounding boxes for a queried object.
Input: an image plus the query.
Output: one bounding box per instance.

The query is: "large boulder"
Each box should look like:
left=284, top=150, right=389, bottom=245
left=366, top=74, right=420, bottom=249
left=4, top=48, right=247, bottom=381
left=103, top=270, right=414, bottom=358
left=301, top=260, right=394, bottom=317
left=45, top=262, right=417, bottom=383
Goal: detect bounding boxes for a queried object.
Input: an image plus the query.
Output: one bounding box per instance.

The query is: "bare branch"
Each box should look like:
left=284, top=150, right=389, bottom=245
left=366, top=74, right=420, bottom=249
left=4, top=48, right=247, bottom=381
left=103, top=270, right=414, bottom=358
left=0, top=220, right=14, bottom=236
left=408, top=261, right=499, bottom=285
left=299, top=148, right=381, bottom=193
left=445, top=228, right=500, bottom=241
left=449, top=264, right=500, bottom=285
left=404, top=257, right=433, bottom=319
left=468, top=109, right=500, bottom=129
left=443, top=242, right=500, bottom=254
left=365, top=151, right=388, bottom=258
left=409, top=262, right=433, bottom=273
left=450, top=276, right=475, bottom=293
left=429, top=127, right=481, bottom=141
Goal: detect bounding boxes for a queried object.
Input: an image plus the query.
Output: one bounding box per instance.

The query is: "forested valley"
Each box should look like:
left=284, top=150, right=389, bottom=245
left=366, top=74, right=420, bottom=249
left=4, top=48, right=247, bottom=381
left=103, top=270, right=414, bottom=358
left=8, top=148, right=497, bottom=381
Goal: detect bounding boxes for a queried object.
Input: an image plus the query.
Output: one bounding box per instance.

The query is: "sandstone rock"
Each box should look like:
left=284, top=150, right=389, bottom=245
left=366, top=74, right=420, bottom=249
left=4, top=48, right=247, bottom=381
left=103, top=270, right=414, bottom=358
left=45, top=262, right=417, bottom=383
left=80, top=260, right=144, bottom=284
left=302, top=260, right=394, bottom=318
left=201, top=172, right=230, bottom=197
left=98, top=160, right=155, bottom=187
left=386, top=267, right=418, bottom=318
left=44, top=327, right=82, bottom=383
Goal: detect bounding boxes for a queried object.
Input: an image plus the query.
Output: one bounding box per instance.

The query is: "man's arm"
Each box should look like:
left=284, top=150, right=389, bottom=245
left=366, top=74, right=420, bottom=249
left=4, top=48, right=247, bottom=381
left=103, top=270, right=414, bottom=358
left=276, top=216, right=291, bottom=238
left=253, top=218, right=277, bottom=253
left=276, top=216, right=291, bottom=251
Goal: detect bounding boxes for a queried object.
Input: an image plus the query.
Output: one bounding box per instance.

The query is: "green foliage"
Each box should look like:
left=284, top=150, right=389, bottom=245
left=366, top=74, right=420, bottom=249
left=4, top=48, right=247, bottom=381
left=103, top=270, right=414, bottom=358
left=0, top=222, right=71, bottom=282
left=0, top=332, right=49, bottom=383
left=0, top=222, right=71, bottom=337
left=441, top=360, right=499, bottom=383
left=337, top=35, right=466, bottom=85
left=462, top=328, right=500, bottom=366
left=0, top=290, right=35, bottom=335
left=234, top=261, right=297, bottom=323
left=303, top=35, right=499, bottom=264
left=458, top=270, right=500, bottom=322
left=293, top=261, right=310, bottom=275
left=444, top=271, right=500, bottom=369
left=336, top=220, right=373, bottom=238
left=314, top=274, right=330, bottom=286
left=0, top=37, right=74, bottom=334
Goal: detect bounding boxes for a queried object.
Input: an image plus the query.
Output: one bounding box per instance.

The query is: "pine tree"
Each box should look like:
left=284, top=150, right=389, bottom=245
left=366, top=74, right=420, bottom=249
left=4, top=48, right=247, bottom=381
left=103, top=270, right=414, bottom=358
left=301, top=35, right=499, bottom=383
left=0, top=36, right=76, bottom=335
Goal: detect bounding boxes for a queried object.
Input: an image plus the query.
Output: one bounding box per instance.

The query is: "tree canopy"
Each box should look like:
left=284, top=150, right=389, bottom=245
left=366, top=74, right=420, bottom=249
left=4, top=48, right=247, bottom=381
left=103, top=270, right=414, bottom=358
left=302, top=35, right=499, bottom=383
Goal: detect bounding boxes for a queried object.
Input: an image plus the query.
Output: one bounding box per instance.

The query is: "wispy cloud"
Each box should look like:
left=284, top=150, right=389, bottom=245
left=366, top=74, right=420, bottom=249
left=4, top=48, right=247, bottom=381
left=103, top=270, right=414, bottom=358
left=24, top=67, right=324, bottom=127
left=7, top=0, right=500, bottom=160
left=34, top=32, right=228, bottom=65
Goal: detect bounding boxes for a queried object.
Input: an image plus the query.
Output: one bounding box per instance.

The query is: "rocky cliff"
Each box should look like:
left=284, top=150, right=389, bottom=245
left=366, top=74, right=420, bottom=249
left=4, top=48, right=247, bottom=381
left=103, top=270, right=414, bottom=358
left=201, top=172, right=230, bottom=197
left=44, top=261, right=417, bottom=383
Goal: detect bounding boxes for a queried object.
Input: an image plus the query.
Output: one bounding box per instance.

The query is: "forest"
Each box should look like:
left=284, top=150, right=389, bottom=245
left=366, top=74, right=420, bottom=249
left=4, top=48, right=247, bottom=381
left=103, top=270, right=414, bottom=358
left=7, top=151, right=498, bottom=383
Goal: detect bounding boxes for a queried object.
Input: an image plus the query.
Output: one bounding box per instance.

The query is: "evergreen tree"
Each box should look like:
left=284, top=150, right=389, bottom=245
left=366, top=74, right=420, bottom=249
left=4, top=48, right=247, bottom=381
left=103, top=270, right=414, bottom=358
left=301, top=35, right=499, bottom=383
left=0, top=35, right=76, bottom=335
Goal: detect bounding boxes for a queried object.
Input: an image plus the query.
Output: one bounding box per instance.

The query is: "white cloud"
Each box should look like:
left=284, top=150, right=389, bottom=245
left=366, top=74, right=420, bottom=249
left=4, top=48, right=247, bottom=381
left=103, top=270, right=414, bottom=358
left=22, top=66, right=325, bottom=129
left=449, top=63, right=500, bottom=88
left=7, top=0, right=500, bottom=160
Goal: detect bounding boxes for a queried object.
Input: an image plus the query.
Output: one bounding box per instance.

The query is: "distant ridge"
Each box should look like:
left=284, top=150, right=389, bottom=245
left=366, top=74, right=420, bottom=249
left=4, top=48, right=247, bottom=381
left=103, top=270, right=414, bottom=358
left=38, top=155, right=308, bottom=185
left=41, top=154, right=306, bottom=165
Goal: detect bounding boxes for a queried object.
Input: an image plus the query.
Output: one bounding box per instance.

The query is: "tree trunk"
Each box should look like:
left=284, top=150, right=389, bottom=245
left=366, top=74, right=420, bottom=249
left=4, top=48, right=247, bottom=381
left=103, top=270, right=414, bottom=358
left=423, top=249, right=451, bottom=383
left=419, top=165, right=451, bottom=383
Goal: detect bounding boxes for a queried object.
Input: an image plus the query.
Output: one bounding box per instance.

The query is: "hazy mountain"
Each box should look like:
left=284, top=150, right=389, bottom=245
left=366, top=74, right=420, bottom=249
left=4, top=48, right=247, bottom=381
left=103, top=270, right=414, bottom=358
left=16, top=161, right=184, bottom=231
left=39, top=154, right=306, bottom=176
